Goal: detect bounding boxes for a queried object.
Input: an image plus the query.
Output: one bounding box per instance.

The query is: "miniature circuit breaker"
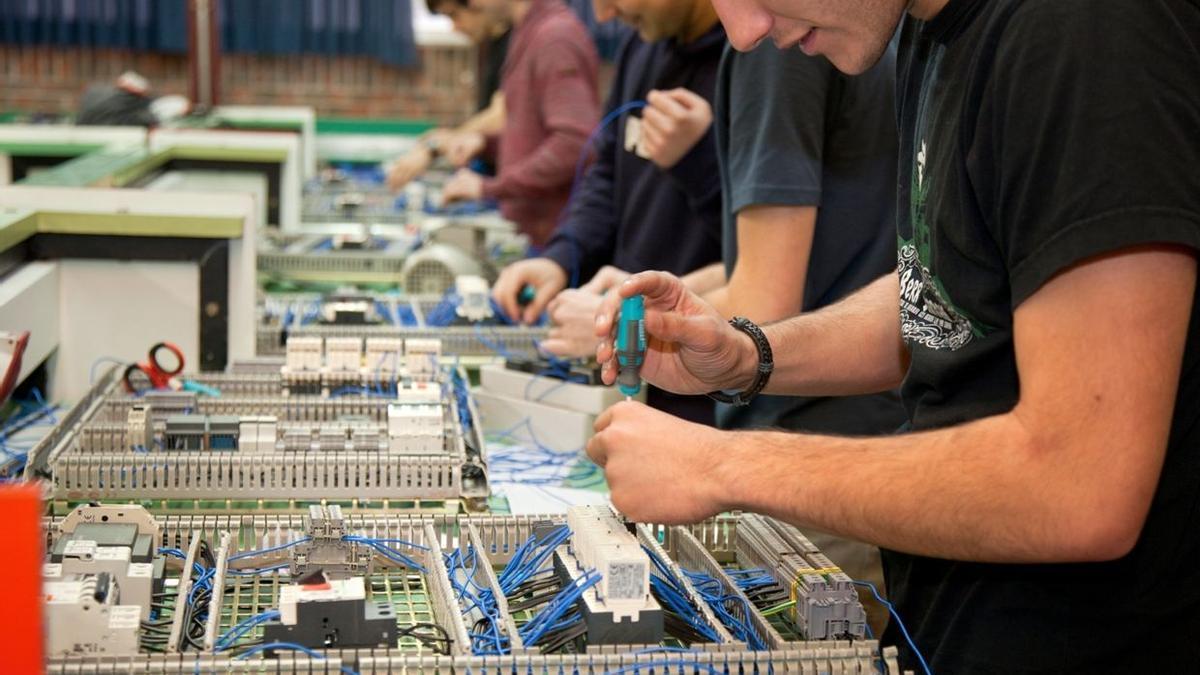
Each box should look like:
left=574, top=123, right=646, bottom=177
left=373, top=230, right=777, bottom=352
left=290, top=505, right=374, bottom=579
left=43, top=573, right=141, bottom=657
left=266, top=575, right=397, bottom=650
left=45, top=541, right=156, bottom=620
left=404, top=338, right=441, bottom=381
left=283, top=336, right=324, bottom=393
left=394, top=379, right=442, bottom=404
left=285, top=336, right=324, bottom=371
left=454, top=275, right=493, bottom=323
left=324, top=337, right=363, bottom=373
left=557, top=506, right=663, bottom=644
left=364, top=336, right=404, bottom=392
left=387, top=403, right=445, bottom=454
left=238, top=415, right=279, bottom=452
left=125, top=404, right=154, bottom=452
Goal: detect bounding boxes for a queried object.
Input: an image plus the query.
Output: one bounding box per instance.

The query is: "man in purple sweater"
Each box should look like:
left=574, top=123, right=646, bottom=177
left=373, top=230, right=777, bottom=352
left=442, top=0, right=601, bottom=247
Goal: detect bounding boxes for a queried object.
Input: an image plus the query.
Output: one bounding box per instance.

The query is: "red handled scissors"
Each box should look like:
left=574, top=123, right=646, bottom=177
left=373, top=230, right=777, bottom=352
left=122, top=342, right=185, bottom=394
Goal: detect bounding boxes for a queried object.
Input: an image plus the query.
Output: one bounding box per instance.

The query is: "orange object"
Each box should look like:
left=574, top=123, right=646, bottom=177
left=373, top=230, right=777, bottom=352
left=0, top=483, right=44, bottom=674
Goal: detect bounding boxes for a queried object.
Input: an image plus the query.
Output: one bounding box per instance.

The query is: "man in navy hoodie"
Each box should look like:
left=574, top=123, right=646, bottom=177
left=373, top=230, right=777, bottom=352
left=493, top=0, right=726, bottom=425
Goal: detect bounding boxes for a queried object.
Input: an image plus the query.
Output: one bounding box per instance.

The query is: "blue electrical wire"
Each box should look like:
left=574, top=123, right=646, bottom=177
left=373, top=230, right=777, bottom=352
left=487, top=418, right=602, bottom=488
left=519, top=569, right=600, bottom=646
left=234, top=641, right=360, bottom=675
left=853, top=579, right=932, bottom=675
left=642, top=546, right=722, bottom=644
left=445, top=545, right=509, bottom=655
left=228, top=537, right=313, bottom=563
left=342, top=535, right=427, bottom=572
left=214, top=609, right=281, bottom=651
left=681, top=568, right=766, bottom=650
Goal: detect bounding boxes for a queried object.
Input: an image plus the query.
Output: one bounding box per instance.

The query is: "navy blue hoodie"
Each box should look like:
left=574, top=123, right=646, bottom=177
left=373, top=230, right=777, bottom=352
left=541, top=24, right=727, bottom=424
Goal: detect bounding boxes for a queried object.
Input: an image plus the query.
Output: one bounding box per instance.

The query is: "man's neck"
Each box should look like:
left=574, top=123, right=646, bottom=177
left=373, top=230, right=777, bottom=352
left=510, top=0, right=532, bottom=26
left=681, top=0, right=720, bottom=43
left=909, top=0, right=951, bottom=22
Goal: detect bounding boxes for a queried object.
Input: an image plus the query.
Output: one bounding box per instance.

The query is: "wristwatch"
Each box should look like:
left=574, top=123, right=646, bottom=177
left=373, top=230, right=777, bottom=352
left=707, top=317, right=773, bottom=407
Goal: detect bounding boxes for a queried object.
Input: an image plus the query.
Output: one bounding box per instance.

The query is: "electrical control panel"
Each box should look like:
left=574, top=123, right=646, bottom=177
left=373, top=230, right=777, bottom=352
left=43, top=573, right=141, bottom=657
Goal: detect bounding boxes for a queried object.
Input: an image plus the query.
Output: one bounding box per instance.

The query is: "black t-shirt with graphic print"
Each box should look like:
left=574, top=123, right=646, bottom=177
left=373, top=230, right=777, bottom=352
left=888, top=0, right=1200, bottom=672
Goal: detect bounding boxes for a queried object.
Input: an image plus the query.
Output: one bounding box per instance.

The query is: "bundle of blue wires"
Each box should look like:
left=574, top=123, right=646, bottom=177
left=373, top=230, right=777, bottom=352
left=426, top=290, right=530, bottom=329
left=424, top=290, right=462, bottom=328
left=0, top=388, right=60, bottom=478
left=725, top=568, right=779, bottom=594
left=342, top=534, right=428, bottom=572
left=682, top=568, right=767, bottom=651
left=448, top=366, right=474, bottom=431
left=642, top=546, right=722, bottom=644
left=487, top=418, right=603, bottom=488
left=493, top=524, right=572, bottom=597
left=518, top=568, right=600, bottom=647
left=444, top=545, right=509, bottom=655
left=229, top=535, right=426, bottom=573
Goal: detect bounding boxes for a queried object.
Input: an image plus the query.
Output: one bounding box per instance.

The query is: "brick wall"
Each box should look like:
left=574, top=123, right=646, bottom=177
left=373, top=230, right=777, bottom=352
left=0, top=44, right=480, bottom=125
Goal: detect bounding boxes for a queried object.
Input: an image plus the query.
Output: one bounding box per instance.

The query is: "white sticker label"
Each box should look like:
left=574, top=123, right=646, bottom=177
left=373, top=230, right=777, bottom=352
left=624, top=116, right=651, bottom=160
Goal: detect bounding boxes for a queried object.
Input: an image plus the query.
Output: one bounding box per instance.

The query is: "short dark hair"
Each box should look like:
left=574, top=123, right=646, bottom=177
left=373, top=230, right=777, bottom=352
left=426, top=0, right=468, bottom=15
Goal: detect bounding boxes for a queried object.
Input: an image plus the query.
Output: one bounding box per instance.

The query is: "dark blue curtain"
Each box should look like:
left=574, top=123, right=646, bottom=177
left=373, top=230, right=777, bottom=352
left=0, top=0, right=417, bottom=67
left=220, top=0, right=417, bottom=67
left=0, top=0, right=187, bottom=51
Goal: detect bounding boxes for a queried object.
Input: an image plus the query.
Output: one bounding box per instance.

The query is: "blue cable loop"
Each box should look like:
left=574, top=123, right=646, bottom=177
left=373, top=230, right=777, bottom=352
left=853, top=579, right=933, bottom=675
left=560, top=99, right=649, bottom=289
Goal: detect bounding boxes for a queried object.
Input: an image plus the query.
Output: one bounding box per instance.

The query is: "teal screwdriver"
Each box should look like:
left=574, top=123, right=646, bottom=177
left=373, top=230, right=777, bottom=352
left=615, top=294, right=646, bottom=399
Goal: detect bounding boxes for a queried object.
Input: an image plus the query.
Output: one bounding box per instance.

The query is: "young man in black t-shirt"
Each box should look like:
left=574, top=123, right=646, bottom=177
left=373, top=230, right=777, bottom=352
left=585, top=0, right=1200, bottom=672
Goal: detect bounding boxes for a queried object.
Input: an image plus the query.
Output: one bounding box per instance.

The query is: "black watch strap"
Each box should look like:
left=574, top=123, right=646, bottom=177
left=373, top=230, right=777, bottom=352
left=707, top=316, right=773, bottom=407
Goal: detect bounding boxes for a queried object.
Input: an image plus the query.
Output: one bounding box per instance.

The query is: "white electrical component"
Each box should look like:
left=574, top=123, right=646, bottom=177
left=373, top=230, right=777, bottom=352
left=47, top=542, right=155, bottom=619
left=566, top=506, right=652, bottom=621
left=454, top=275, right=493, bottom=322
left=404, top=338, right=442, bottom=381
left=324, top=337, right=363, bottom=372
left=125, top=403, right=154, bottom=452
left=285, top=336, right=324, bottom=372
left=364, top=337, right=404, bottom=374
left=387, top=403, right=445, bottom=454
left=239, top=415, right=279, bottom=452
left=43, top=574, right=140, bottom=657
left=394, top=380, right=442, bottom=404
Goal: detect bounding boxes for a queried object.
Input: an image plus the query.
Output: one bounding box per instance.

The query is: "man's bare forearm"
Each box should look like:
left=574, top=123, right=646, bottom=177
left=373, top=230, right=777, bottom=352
left=738, top=273, right=908, bottom=397
left=716, top=412, right=1129, bottom=563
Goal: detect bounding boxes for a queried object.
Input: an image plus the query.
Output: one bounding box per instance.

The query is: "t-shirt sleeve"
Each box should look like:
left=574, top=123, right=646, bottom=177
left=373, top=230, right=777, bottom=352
left=974, top=1, right=1200, bottom=306
left=725, top=44, right=835, bottom=215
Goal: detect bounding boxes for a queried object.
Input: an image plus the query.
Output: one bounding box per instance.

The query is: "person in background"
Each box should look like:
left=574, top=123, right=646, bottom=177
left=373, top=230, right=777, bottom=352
left=388, top=0, right=513, bottom=190
left=436, top=0, right=601, bottom=248
left=493, top=0, right=728, bottom=425
left=78, top=71, right=159, bottom=127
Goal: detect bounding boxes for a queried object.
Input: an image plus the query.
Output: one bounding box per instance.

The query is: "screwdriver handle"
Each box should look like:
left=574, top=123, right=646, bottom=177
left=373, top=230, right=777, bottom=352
left=616, top=295, right=646, bottom=397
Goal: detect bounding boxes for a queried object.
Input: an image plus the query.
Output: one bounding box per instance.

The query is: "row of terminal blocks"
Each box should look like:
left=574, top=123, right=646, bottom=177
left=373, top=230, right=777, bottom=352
left=736, top=513, right=867, bottom=640
left=145, top=405, right=447, bottom=454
